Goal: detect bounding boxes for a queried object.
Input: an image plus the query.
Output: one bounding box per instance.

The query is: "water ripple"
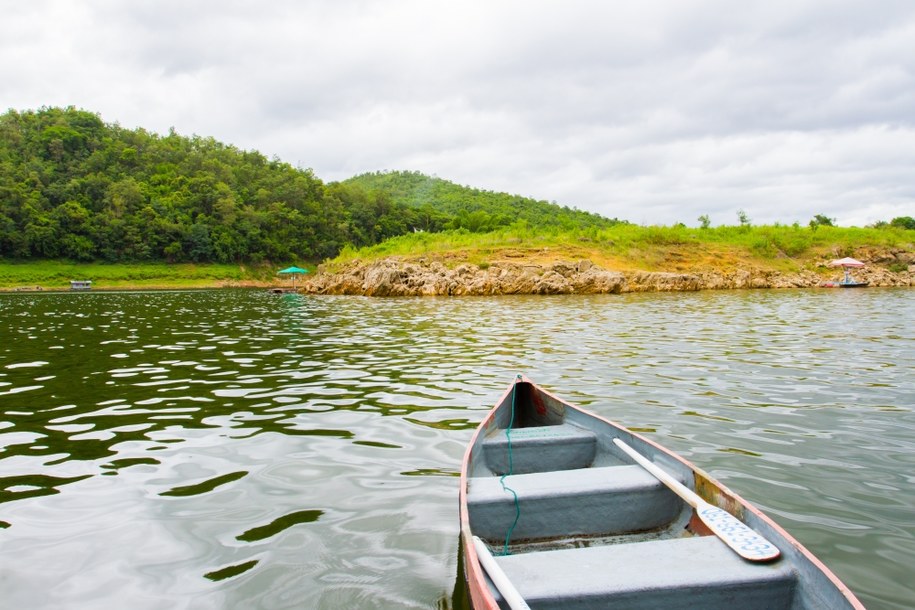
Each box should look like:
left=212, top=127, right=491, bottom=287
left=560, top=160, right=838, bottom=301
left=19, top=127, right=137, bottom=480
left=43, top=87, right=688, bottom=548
left=0, top=288, right=912, bottom=609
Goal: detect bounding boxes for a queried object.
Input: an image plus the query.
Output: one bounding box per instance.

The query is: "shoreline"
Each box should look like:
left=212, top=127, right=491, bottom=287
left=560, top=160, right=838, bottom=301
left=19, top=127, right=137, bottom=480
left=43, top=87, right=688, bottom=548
left=300, top=257, right=915, bottom=296
left=0, top=280, right=274, bottom=293
left=3, top=254, right=912, bottom=295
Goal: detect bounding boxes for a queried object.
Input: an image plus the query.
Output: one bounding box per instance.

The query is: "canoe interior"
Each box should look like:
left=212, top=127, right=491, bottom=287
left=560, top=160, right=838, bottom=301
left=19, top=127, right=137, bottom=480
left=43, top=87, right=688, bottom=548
left=461, top=378, right=864, bottom=610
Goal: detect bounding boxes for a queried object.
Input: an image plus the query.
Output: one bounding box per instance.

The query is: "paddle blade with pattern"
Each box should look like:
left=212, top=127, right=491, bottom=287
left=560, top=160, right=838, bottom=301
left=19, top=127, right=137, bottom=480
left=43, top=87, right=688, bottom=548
left=613, top=438, right=780, bottom=562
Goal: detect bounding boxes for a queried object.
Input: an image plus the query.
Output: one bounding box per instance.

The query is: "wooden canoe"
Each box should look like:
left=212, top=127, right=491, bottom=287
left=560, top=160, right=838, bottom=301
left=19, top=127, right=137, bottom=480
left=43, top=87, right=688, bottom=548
left=459, top=375, right=865, bottom=609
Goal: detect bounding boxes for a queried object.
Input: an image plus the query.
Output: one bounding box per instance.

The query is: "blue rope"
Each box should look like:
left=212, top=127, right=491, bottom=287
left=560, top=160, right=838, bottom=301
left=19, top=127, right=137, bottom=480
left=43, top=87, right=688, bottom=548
left=499, top=375, right=523, bottom=555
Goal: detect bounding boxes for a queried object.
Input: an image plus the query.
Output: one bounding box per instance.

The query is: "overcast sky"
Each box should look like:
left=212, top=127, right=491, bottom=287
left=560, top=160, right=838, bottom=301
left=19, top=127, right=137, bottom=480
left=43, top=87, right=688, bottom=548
left=3, top=0, right=914, bottom=226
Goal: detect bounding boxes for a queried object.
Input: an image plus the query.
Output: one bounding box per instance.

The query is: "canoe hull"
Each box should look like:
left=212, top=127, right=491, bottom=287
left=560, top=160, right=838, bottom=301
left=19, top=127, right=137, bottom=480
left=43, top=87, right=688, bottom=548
left=459, top=376, right=864, bottom=609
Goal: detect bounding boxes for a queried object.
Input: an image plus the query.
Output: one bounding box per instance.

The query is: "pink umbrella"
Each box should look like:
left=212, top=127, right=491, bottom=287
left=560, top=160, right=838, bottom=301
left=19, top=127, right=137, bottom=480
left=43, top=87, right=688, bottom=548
left=827, top=257, right=868, bottom=287
left=829, top=257, right=865, bottom=267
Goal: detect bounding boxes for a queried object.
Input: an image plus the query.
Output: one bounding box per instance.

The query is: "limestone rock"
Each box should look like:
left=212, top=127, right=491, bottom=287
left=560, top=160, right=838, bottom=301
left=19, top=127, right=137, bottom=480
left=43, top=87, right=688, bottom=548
left=301, top=251, right=915, bottom=296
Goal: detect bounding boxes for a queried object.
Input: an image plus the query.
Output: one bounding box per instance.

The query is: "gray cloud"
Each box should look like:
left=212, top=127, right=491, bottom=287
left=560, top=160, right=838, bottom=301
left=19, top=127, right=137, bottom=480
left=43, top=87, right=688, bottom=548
left=3, top=0, right=914, bottom=226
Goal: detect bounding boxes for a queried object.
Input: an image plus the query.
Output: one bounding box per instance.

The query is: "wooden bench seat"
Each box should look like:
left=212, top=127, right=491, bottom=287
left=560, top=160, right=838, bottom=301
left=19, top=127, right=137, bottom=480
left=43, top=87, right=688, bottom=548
left=482, top=423, right=597, bottom=475
left=467, top=465, right=684, bottom=540
left=489, top=536, right=797, bottom=610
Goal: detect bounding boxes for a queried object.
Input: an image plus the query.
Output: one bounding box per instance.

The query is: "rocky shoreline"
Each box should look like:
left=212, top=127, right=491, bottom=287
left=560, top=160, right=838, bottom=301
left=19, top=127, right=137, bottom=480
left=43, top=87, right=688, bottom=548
left=302, top=253, right=915, bottom=296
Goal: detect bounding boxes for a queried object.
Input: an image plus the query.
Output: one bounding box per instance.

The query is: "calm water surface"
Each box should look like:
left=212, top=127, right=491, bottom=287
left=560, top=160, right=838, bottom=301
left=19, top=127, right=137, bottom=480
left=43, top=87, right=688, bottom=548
left=0, top=288, right=913, bottom=609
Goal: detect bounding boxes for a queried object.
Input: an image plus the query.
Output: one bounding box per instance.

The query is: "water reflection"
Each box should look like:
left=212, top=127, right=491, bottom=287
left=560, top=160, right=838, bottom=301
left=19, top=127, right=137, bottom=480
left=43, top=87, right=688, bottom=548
left=205, top=559, right=260, bottom=582
left=236, top=509, right=325, bottom=542
left=0, top=289, right=912, bottom=608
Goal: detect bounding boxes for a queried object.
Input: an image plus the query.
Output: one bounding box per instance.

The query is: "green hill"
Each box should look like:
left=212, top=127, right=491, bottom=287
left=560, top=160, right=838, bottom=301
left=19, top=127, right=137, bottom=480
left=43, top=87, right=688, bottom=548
left=1, top=106, right=911, bottom=273
left=0, top=107, right=624, bottom=265
left=338, top=170, right=623, bottom=233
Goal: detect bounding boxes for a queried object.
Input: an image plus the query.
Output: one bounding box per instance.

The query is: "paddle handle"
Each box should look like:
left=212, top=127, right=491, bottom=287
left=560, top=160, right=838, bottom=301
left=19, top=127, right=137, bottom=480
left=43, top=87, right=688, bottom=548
left=613, top=438, right=780, bottom=562
left=472, top=536, right=531, bottom=610
left=614, top=439, right=700, bottom=509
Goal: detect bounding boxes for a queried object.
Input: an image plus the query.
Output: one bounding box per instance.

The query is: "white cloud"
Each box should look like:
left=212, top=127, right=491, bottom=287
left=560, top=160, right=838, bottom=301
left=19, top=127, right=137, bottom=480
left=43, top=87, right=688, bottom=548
left=3, top=0, right=914, bottom=226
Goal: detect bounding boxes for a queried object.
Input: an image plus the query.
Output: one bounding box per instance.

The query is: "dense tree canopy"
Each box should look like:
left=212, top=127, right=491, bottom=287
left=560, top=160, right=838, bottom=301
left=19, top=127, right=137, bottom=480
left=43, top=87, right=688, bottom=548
left=890, top=216, right=915, bottom=230
left=0, top=107, right=345, bottom=262
left=0, top=107, right=624, bottom=263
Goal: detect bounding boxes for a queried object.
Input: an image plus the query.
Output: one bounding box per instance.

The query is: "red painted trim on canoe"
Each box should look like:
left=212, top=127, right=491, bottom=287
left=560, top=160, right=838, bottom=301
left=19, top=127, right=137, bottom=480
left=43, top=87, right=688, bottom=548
left=459, top=378, right=513, bottom=609
left=460, top=375, right=865, bottom=610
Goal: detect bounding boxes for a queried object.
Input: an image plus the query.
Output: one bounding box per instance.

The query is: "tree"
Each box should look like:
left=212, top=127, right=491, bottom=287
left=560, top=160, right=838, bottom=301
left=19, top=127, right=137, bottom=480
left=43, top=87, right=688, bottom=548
left=890, top=216, right=915, bottom=230
left=186, top=222, right=213, bottom=262
left=24, top=215, right=61, bottom=257
left=0, top=212, right=27, bottom=256
left=61, top=234, right=95, bottom=260
left=106, top=178, right=144, bottom=218
left=737, top=209, right=751, bottom=227
left=809, top=214, right=835, bottom=229
left=53, top=200, right=91, bottom=232
left=698, top=214, right=710, bottom=229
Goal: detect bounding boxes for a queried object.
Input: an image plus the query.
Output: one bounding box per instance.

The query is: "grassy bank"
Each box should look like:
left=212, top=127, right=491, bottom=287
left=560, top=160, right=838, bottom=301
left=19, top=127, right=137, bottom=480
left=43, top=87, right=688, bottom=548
left=325, top=224, right=915, bottom=274
left=0, top=261, right=284, bottom=291
left=2, top=224, right=911, bottom=291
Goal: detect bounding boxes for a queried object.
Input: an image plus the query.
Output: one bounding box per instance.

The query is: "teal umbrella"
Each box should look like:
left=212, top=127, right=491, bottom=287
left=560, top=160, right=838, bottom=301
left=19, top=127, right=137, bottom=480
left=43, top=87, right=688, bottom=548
left=278, top=266, right=308, bottom=290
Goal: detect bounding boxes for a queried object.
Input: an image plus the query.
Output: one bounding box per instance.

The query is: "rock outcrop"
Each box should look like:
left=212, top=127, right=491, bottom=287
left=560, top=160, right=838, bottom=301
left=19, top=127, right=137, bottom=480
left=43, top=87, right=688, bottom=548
left=301, top=254, right=915, bottom=296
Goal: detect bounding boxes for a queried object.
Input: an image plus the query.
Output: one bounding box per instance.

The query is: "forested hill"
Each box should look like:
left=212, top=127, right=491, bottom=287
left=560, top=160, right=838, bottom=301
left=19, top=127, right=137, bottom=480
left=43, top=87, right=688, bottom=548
left=0, top=107, right=620, bottom=264
left=338, top=171, right=623, bottom=234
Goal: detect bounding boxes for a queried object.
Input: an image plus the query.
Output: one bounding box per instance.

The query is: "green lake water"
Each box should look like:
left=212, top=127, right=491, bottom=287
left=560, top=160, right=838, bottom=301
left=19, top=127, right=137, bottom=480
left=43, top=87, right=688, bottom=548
left=1, top=288, right=913, bottom=609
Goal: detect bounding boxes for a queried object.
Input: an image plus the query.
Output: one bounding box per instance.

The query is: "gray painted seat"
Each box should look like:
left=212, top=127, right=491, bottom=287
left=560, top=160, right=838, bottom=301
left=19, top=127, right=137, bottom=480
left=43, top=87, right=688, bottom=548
left=490, top=535, right=798, bottom=610
left=482, top=424, right=597, bottom=474
left=467, top=465, right=683, bottom=540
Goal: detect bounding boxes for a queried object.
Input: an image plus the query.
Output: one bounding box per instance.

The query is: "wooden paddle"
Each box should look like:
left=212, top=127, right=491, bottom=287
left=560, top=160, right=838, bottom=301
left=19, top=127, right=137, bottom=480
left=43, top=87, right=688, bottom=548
left=472, top=536, right=531, bottom=610
left=613, top=438, right=780, bottom=562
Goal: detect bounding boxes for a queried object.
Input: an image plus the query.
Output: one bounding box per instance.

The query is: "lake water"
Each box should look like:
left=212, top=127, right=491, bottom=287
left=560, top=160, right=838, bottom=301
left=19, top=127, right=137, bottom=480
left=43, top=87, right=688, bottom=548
left=0, top=288, right=913, bottom=609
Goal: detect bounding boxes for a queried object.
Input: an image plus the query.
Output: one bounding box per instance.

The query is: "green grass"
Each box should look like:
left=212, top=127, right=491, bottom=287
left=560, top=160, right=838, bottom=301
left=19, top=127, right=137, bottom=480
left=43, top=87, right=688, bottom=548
left=323, top=224, right=915, bottom=274
left=0, top=261, right=280, bottom=290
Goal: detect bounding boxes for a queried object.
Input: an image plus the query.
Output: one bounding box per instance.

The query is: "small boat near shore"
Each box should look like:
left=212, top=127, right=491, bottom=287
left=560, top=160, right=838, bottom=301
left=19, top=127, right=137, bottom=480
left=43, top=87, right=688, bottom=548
left=820, top=280, right=870, bottom=288
left=459, top=375, right=864, bottom=609
left=822, top=257, right=869, bottom=288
